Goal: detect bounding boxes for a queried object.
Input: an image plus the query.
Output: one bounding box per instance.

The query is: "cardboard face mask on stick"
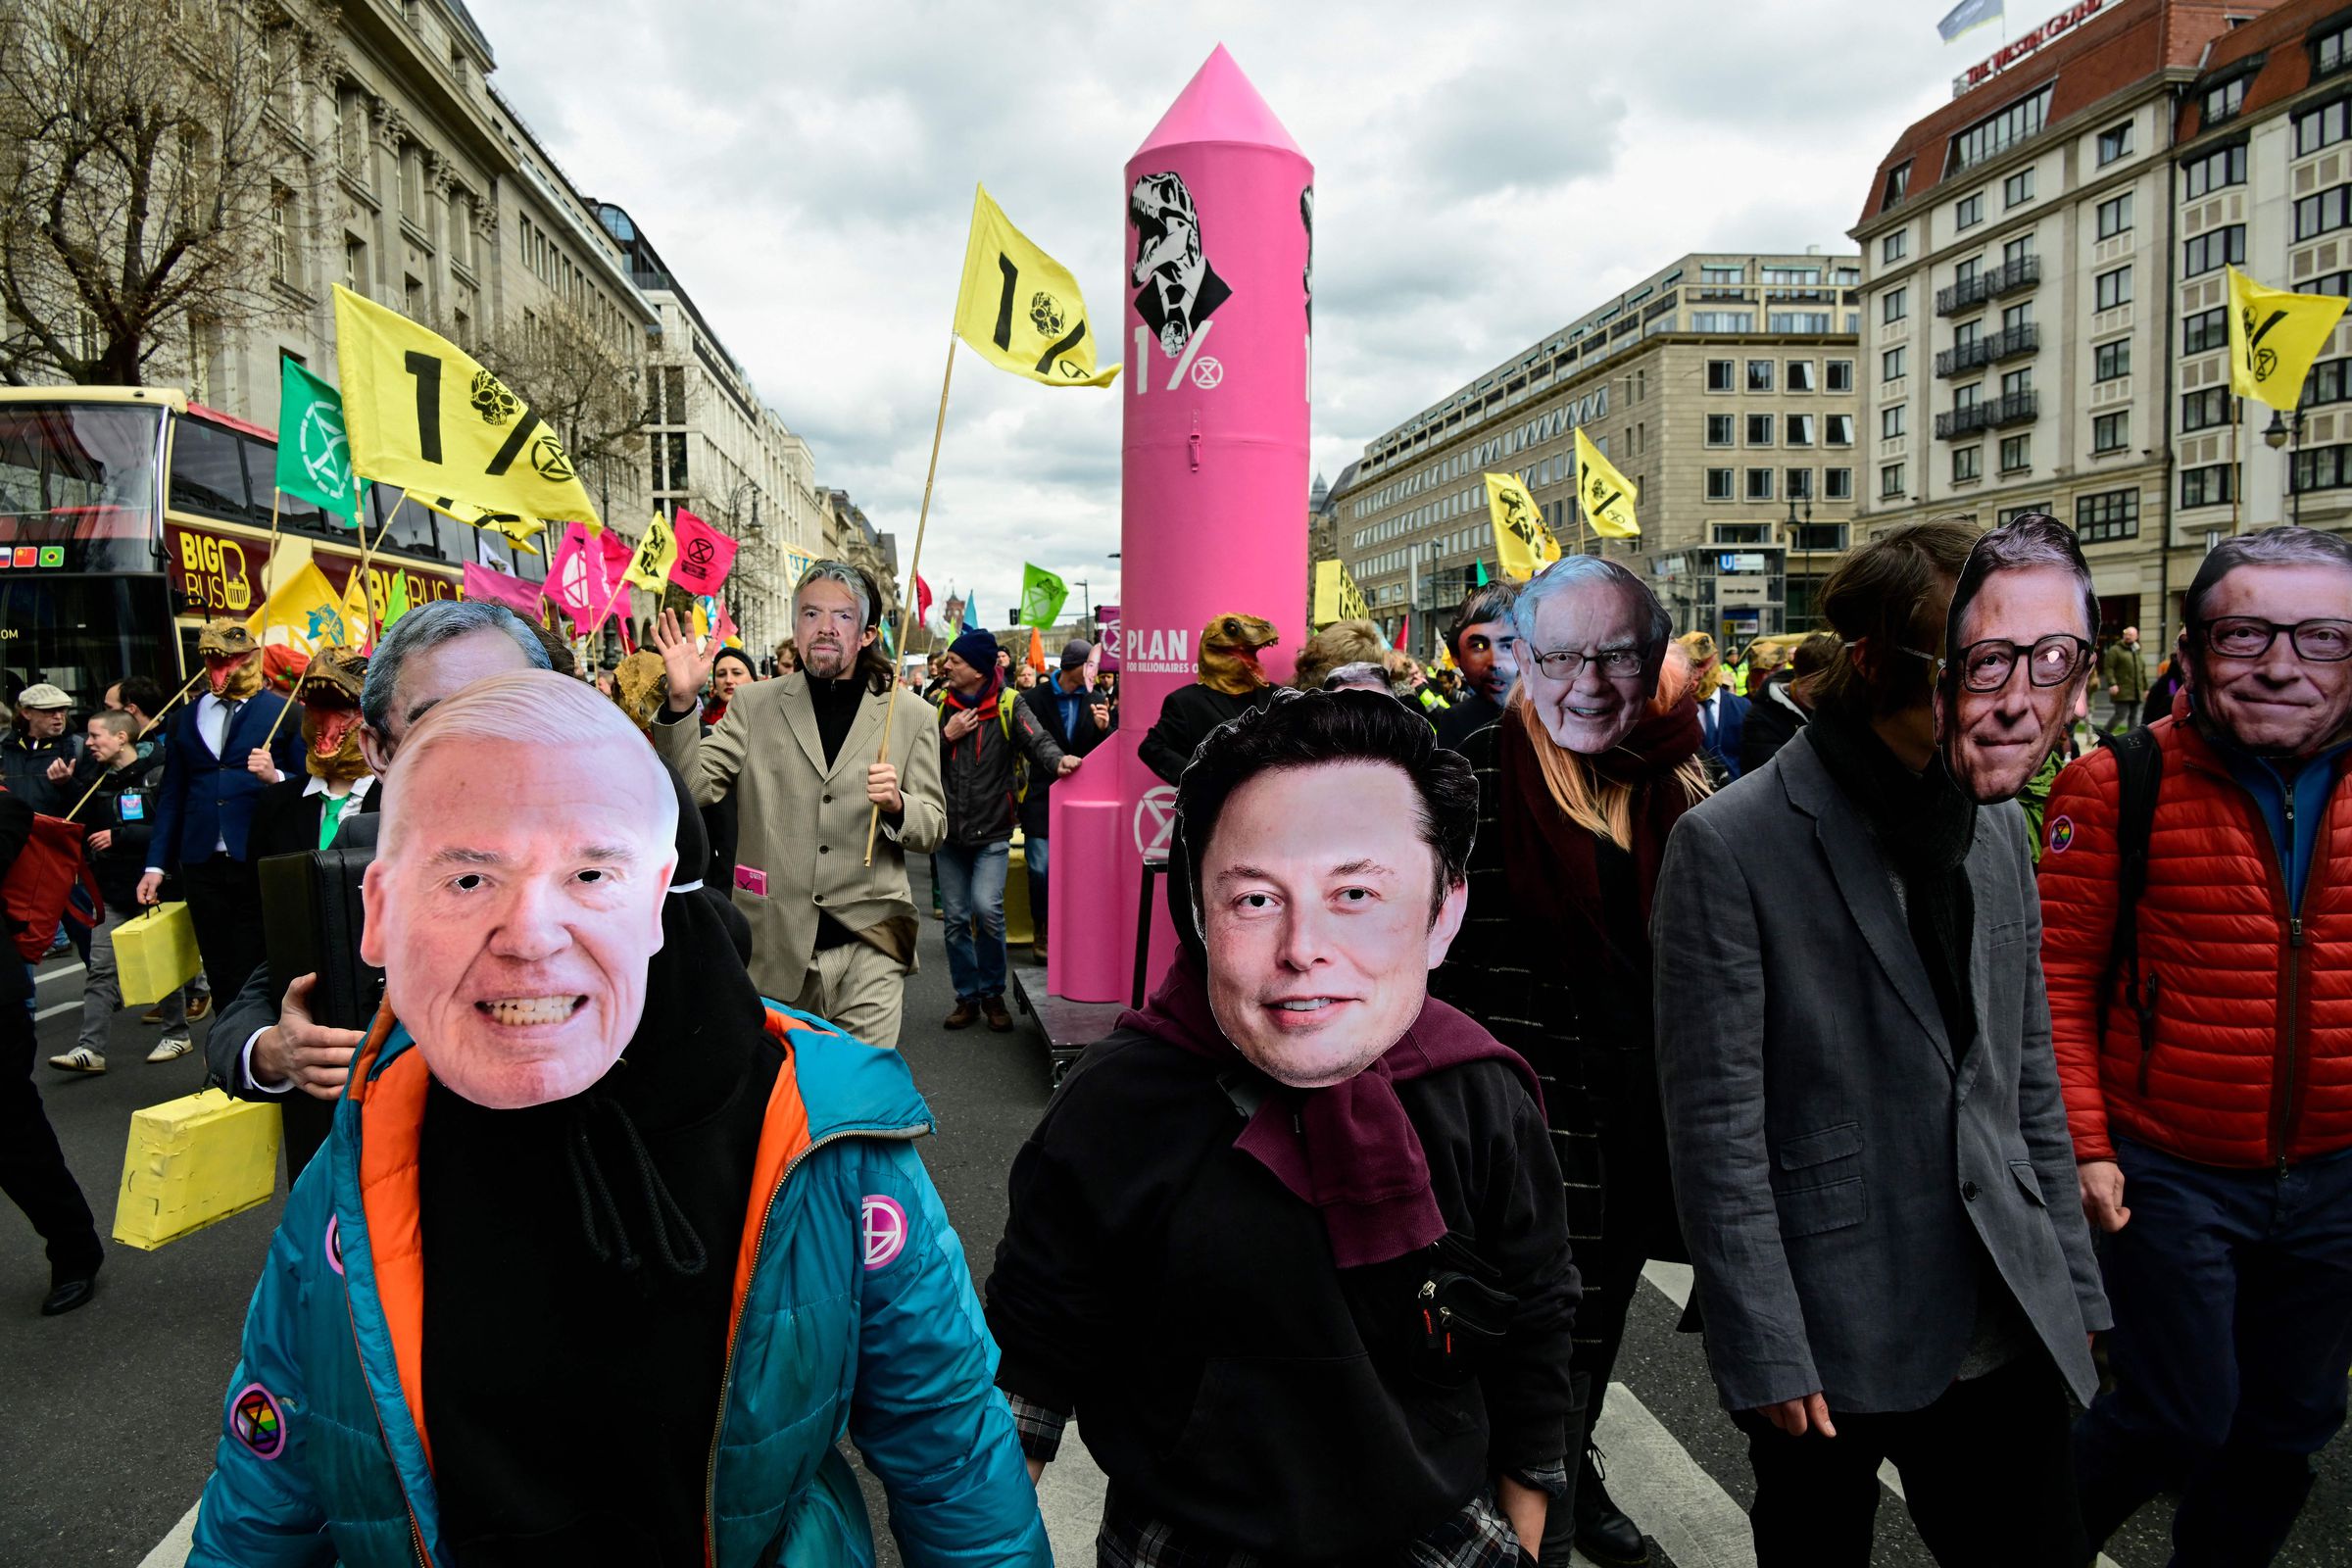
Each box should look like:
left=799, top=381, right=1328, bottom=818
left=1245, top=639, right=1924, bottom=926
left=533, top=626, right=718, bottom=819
left=2179, top=526, right=2352, bottom=759
left=1934, top=514, right=2098, bottom=805
left=1514, top=558, right=1671, bottom=756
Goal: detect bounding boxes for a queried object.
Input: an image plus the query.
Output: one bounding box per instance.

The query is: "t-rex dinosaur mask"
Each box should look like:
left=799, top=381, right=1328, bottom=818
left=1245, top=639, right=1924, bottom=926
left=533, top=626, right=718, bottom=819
left=612, top=652, right=670, bottom=734
left=1199, top=612, right=1280, bottom=697
left=294, top=647, right=370, bottom=786
left=198, top=621, right=266, bottom=701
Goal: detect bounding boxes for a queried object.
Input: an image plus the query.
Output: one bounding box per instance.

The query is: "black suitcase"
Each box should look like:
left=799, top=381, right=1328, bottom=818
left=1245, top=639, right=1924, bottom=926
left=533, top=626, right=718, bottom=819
left=258, top=838, right=382, bottom=1036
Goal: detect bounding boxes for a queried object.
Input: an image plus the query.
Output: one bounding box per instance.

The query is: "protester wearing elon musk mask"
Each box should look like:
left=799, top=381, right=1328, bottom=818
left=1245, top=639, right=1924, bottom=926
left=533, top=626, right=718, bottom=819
left=2042, top=524, right=2352, bottom=1564
left=191, top=670, right=1047, bottom=1568
left=987, top=689, right=1578, bottom=1564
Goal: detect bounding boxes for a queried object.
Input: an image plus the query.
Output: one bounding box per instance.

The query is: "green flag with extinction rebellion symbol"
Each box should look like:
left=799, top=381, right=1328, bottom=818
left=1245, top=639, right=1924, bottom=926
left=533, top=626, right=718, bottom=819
left=275, top=355, right=365, bottom=527
left=1018, top=563, right=1069, bottom=627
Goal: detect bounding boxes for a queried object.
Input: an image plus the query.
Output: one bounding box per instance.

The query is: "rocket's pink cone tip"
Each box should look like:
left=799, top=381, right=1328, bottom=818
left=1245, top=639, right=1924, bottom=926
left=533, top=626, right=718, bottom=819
left=1134, top=42, right=1302, bottom=157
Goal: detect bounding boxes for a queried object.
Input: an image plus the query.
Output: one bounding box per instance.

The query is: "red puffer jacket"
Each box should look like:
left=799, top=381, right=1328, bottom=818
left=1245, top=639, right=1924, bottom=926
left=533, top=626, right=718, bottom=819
left=2038, top=714, right=2352, bottom=1170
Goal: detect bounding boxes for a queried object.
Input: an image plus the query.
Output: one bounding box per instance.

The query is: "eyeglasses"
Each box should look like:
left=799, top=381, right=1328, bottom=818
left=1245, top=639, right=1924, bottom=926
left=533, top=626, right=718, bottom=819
left=1950, top=634, right=2091, bottom=693
left=2194, top=616, right=2352, bottom=662
left=1526, top=646, right=1645, bottom=682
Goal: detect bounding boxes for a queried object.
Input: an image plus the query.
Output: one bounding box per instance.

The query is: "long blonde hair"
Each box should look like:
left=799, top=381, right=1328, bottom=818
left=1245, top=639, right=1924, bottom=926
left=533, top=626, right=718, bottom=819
left=1515, top=642, right=1713, bottom=850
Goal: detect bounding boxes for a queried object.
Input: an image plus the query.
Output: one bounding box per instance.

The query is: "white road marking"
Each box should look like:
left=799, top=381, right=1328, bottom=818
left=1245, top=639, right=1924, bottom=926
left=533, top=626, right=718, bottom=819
left=35, top=999, right=78, bottom=1021
left=137, top=1500, right=197, bottom=1567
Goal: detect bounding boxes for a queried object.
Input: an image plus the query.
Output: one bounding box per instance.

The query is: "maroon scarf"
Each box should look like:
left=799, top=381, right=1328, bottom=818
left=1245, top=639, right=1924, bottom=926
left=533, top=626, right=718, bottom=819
left=1499, top=695, right=1702, bottom=946
left=1118, top=950, right=1543, bottom=1268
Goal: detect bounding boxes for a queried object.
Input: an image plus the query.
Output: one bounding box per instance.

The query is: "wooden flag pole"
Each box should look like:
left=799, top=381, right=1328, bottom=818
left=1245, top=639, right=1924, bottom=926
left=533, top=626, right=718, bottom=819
left=65, top=666, right=208, bottom=821
left=865, top=330, right=957, bottom=867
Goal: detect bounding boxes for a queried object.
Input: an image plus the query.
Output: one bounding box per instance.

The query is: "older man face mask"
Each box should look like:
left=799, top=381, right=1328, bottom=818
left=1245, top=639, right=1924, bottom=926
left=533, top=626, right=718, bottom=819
left=361, top=680, right=676, bottom=1107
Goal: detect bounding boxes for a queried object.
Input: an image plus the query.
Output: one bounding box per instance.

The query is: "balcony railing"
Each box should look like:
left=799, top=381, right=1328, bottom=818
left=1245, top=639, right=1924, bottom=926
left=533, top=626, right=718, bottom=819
left=1936, top=255, right=2041, bottom=316
left=1936, top=322, right=2040, bottom=378
left=1936, top=390, right=2039, bottom=439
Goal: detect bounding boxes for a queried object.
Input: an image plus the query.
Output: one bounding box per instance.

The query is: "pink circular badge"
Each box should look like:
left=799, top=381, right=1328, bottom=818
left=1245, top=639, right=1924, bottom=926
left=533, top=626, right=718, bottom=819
left=861, top=1195, right=907, bottom=1271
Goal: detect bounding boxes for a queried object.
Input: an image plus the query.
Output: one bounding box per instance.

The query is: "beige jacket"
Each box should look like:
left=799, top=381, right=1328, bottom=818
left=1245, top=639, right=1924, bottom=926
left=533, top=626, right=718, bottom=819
left=653, top=674, right=946, bottom=1002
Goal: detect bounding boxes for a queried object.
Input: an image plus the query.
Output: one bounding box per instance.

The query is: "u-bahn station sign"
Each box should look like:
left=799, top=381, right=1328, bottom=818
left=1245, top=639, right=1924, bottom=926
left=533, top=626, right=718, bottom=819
left=1953, top=0, right=2112, bottom=97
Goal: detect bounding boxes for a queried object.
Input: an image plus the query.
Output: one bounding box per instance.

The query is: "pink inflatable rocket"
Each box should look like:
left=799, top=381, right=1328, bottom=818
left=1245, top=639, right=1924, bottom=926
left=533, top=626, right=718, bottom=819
left=1049, top=45, right=1313, bottom=1004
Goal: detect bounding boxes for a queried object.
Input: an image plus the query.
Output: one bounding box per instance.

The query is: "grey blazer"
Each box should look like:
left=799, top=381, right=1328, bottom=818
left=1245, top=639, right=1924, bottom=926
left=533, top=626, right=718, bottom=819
left=1651, top=729, right=2109, bottom=1415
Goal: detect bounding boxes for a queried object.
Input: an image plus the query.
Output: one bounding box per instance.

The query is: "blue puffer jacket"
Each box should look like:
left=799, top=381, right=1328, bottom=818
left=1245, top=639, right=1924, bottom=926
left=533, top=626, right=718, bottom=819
left=190, top=1003, right=1049, bottom=1568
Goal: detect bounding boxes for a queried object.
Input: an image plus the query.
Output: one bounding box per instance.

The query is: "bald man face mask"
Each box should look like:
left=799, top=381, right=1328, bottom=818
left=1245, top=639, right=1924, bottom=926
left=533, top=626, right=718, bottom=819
left=361, top=734, right=676, bottom=1108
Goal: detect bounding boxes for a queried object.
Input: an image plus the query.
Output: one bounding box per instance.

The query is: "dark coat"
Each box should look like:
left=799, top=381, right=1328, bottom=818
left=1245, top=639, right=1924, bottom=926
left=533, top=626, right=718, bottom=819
left=1015, top=678, right=1113, bottom=838
left=2, top=730, right=80, bottom=817
left=1427, top=721, right=1685, bottom=1264
left=1434, top=690, right=1504, bottom=753
left=1697, top=689, right=1750, bottom=781
left=66, top=749, right=169, bottom=913
left=249, top=776, right=382, bottom=863
left=1137, top=684, right=1272, bottom=787
left=1651, top=729, right=2109, bottom=1413
left=936, top=686, right=1066, bottom=847
left=1739, top=677, right=1809, bottom=777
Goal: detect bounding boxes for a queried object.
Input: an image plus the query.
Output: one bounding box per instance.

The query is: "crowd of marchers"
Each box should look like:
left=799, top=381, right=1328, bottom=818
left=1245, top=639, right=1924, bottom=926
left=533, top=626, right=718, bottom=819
left=1, top=519, right=2346, bottom=1568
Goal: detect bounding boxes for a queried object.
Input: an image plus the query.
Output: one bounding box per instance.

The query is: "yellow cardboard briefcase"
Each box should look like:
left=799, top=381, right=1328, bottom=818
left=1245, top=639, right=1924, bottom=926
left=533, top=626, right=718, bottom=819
left=112, top=901, right=201, bottom=1006
left=113, top=1089, right=282, bottom=1250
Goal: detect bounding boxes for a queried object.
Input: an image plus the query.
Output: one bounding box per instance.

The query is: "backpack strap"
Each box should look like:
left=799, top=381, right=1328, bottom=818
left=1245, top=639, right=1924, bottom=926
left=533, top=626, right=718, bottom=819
left=2096, top=725, right=2165, bottom=1092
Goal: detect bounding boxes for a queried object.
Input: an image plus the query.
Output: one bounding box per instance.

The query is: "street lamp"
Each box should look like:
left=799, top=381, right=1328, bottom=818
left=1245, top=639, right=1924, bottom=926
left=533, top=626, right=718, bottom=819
left=1785, top=494, right=1815, bottom=631
left=2266, top=408, right=2306, bottom=525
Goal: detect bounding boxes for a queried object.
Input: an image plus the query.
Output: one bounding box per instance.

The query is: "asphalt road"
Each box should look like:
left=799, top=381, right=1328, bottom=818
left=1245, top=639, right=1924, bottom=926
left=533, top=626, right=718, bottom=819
left=3, top=870, right=2346, bottom=1565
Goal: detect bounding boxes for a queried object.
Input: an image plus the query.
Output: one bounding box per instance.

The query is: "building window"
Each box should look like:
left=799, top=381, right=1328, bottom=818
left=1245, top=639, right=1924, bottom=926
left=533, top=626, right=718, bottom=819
left=1827, top=359, right=1853, bottom=392
left=1746, top=467, right=1776, bottom=501
left=270, top=186, right=292, bottom=286
left=1826, top=467, right=1854, bottom=500
left=1885, top=161, right=1913, bottom=207
left=2307, top=358, right=2351, bottom=409
left=1954, top=381, right=1982, bottom=413
left=1788, top=361, right=1816, bottom=393
left=2185, top=223, right=2248, bottom=272
left=2294, top=445, right=2352, bottom=492
left=1827, top=413, right=1855, bottom=445
left=1884, top=229, right=1909, bottom=264
left=1707, top=414, right=1735, bottom=446
left=2203, top=74, right=2250, bottom=126
left=2093, top=410, right=2130, bottom=453
left=1955, top=192, right=1984, bottom=230
left=2096, top=193, right=2133, bottom=240
left=1882, top=404, right=1907, bottom=439
left=1691, top=312, right=1754, bottom=333
left=2000, top=434, right=2031, bottom=472
left=1954, top=446, right=1983, bottom=483
left=2077, top=487, right=2140, bottom=540
left=1747, top=360, right=1775, bottom=392
left=1881, top=463, right=1907, bottom=499
left=2094, top=339, right=2132, bottom=381
left=2185, top=140, right=2249, bottom=195
left=1706, top=359, right=1736, bottom=391
left=2180, top=464, right=2234, bottom=507
left=344, top=236, right=367, bottom=293
left=1787, top=468, right=1814, bottom=500
left=2001, top=366, right=2033, bottom=400
left=1746, top=413, right=1776, bottom=445
left=2295, top=189, right=2352, bottom=242
left=1954, top=255, right=1982, bottom=291
left=1706, top=467, right=1736, bottom=502
left=1787, top=414, right=1816, bottom=447
left=1883, top=345, right=1908, bottom=382
left=2318, top=21, right=2352, bottom=78
left=2095, top=266, right=2132, bottom=311
left=2182, top=306, right=2229, bottom=354
left=2098, top=122, right=2133, bottom=166
left=2180, top=385, right=2230, bottom=431
left=2002, top=300, right=2034, bottom=333
left=1884, top=287, right=1909, bottom=324
left=1768, top=312, right=1834, bottom=334
left=2005, top=169, right=2035, bottom=208
left=1953, top=318, right=1983, bottom=354
left=1947, top=84, right=2053, bottom=176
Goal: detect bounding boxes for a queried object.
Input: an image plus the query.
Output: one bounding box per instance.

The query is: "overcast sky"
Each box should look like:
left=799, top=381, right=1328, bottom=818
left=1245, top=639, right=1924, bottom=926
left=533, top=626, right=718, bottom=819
left=473, top=0, right=2082, bottom=627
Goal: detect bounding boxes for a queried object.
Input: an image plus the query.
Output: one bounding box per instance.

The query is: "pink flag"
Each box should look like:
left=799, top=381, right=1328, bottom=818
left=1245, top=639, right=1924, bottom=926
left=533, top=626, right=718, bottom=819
left=548, top=521, right=633, bottom=632
left=462, top=562, right=546, bottom=619
left=668, top=508, right=739, bottom=597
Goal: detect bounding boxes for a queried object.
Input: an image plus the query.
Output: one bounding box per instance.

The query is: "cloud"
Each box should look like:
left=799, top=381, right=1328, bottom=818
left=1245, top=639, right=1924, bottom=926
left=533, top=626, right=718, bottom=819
left=469, top=0, right=2077, bottom=625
